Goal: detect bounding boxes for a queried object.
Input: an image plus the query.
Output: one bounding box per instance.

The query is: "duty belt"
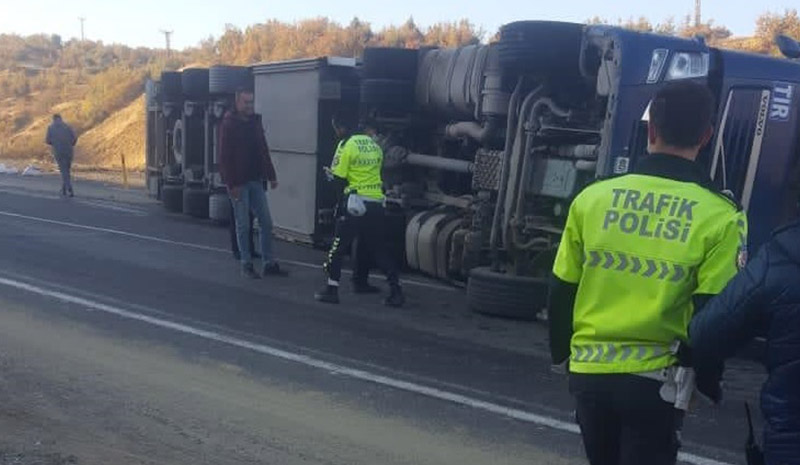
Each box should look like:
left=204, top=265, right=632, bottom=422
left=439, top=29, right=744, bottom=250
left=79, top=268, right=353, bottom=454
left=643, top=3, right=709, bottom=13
left=633, top=341, right=696, bottom=411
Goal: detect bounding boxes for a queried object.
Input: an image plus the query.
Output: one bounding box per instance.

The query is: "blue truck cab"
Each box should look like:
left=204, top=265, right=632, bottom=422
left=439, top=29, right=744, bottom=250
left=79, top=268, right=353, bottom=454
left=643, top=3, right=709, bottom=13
left=589, top=25, right=800, bottom=250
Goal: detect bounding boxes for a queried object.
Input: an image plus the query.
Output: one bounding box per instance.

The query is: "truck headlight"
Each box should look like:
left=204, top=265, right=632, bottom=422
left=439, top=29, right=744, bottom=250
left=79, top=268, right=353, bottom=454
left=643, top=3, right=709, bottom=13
left=665, top=52, right=709, bottom=81
left=646, top=49, right=669, bottom=84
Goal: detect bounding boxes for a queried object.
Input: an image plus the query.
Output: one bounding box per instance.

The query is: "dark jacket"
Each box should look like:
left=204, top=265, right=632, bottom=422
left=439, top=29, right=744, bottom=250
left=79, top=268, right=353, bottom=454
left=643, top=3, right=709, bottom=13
left=218, top=111, right=276, bottom=187
left=45, top=120, right=77, bottom=158
left=690, top=221, right=800, bottom=465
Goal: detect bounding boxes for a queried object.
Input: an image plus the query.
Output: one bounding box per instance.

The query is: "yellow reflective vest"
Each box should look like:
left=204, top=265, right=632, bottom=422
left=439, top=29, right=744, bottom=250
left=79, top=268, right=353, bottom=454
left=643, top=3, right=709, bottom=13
left=553, top=156, right=748, bottom=374
left=331, top=135, right=384, bottom=201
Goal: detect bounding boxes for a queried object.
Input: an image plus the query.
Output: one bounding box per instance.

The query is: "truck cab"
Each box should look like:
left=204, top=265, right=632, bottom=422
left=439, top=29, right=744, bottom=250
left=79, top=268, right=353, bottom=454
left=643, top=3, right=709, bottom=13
left=590, top=25, right=800, bottom=250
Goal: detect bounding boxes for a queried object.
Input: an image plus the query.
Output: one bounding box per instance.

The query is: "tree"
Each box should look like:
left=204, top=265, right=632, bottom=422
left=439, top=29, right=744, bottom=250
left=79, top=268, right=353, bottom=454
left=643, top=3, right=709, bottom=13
left=621, top=16, right=655, bottom=33
left=340, top=17, right=373, bottom=57
left=423, top=20, right=482, bottom=47
left=374, top=17, right=424, bottom=48
left=585, top=16, right=676, bottom=35
left=753, top=9, right=800, bottom=55
left=218, top=24, right=244, bottom=63
left=655, top=18, right=677, bottom=36
left=678, top=18, right=732, bottom=45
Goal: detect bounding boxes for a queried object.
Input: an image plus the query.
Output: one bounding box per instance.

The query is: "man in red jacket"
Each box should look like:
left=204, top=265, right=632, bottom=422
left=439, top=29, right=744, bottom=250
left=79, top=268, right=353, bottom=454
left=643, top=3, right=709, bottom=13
left=219, top=88, right=287, bottom=279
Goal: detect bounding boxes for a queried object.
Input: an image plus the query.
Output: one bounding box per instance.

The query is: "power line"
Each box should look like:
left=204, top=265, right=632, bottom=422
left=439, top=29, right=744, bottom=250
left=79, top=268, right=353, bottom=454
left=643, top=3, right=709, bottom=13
left=694, top=0, right=702, bottom=27
left=159, top=29, right=173, bottom=55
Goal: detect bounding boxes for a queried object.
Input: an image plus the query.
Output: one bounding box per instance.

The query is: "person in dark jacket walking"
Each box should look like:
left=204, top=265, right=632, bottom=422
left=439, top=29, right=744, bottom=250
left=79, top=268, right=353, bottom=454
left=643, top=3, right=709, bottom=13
left=690, top=220, right=800, bottom=465
left=45, top=114, right=77, bottom=197
left=219, top=88, right=287, bottom=279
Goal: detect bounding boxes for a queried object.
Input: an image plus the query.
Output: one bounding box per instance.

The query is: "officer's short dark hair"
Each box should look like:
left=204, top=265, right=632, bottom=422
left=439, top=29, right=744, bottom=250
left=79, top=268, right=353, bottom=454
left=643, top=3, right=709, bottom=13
left=332, top=109, right=358, bottom=132
left=361, top=116, right=380, bottom=133
left=649, top=81, right=715, bottom=148
left=52, top=114, right=62, bottom=121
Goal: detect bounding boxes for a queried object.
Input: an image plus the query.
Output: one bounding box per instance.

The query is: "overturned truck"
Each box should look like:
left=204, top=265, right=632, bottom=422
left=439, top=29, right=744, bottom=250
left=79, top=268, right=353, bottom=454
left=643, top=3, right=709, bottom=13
left=146, top=21, right=800, bottom=320
left=347, top=21, right=800, bottom=320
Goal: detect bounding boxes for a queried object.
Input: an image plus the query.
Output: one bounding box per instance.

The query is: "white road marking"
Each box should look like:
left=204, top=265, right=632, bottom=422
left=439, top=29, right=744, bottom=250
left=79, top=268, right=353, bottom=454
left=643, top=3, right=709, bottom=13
left=0, top=188, right=147, bottom=215
left=77, top=199, right=148, bottom=216
left=0, top=210, right=454, bottom=292
left=0, top=275, right=731, bottom=465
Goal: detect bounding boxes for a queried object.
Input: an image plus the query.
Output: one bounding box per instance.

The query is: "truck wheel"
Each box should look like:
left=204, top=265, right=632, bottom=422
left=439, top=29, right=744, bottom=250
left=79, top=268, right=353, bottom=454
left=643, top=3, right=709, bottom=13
left=161, top=71, right=183, bottom=103
left=209, top=65, right=252, bottom=95
left=147, top=174, right=161, bottom=199
left=161, top=184, right=184, bottom=213
left=145, top=80, right=161, bottom=107
left=183, top=188, right=210, bottom=219
left=360, top=79, right=415, bottom=112
left=497, top=21, right=584, bottom=75
left=362, top=48, right=419, bottom=80
left=467, top=267, right=548, bottom=321
left=182, top=68, right=210, bottom=100
left=172, top=119, right=184, bottom=166
left=209, top=192, right=231, bottom=225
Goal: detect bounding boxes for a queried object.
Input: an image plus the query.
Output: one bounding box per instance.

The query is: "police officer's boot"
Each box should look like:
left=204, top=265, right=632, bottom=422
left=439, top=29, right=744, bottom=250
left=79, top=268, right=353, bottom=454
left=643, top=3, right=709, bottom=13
left=384, top=284, right=405, bottom=308
left=315, top=284, right=340, bottom=304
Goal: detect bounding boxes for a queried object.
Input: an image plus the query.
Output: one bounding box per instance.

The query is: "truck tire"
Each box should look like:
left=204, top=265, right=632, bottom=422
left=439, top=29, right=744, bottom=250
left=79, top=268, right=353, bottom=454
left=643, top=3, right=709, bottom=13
left=183, top=188, right=210, bottom=219
left=467, top=267, right=548, bottom=321
left=209, top=192, right=231, bottom=225
left=161, top=71, right=183, bottom=103
left=147, top=174, right=161, bottom=199
left=162, top=183, right=184, bottom=213
left=182, top=68, right=210, bottom=100
left=497, top=21, right=584, bottom=75
left=362, top=48, right=418, bottom=80
left=172, top=119, right=184, bottom=165
left=209, top=66, right=251, bottom=95
left=145, top=80, right=161, bottom=107
left=360, top=79, right=415, bottom=112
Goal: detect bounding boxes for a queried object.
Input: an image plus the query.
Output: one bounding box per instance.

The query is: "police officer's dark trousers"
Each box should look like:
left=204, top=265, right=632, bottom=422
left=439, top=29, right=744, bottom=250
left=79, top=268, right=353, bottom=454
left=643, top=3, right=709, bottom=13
left=570, top=373, right=684, bottom=465
left=324, top=201, right=399, bottom=286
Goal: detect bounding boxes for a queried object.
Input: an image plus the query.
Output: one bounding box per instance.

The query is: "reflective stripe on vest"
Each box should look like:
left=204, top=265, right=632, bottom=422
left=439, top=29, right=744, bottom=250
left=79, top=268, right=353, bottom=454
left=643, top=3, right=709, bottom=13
left=571, top=343, right=670, bottom=365
left=583, top=249, right=694, bottom=282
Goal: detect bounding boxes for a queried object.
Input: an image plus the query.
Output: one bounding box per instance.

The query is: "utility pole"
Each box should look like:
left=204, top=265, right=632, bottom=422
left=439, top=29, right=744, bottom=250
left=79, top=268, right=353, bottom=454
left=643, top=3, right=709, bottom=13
left=694, top=0, right=702, bottom=27
left=160, top=29, right=173, bottom=55
left=78, top=17, right=86, bottom=42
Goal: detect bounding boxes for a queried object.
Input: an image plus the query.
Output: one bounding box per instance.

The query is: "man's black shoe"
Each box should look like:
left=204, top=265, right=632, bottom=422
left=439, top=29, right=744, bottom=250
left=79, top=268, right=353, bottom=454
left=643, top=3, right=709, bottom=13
left=262, top=262, right=289, bottom=277
left=384, top=285, right=405, bottom=308
left=315, top=285, right=340, bottom=304
left=241, top=264, right=261, bottom=279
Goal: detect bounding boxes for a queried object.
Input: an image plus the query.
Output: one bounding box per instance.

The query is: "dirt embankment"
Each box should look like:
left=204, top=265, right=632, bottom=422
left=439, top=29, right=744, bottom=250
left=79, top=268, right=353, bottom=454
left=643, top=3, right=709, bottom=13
left=75, top=96, right=145, bottom=171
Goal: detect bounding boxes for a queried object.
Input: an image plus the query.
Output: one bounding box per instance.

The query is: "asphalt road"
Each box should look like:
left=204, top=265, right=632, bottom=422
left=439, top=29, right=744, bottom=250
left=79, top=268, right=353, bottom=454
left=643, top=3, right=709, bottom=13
left=0, top=174, right=766, bottom=465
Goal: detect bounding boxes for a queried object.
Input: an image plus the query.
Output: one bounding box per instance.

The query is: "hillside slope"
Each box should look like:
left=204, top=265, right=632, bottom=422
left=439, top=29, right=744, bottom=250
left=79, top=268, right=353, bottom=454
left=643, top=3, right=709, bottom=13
left=76, top=96, right=145, bottom=170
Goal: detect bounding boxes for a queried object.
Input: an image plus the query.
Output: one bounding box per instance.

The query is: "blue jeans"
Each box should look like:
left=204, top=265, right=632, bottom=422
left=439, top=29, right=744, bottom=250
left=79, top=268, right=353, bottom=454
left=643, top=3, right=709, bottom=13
left=230, top=181, right=274, bottom=267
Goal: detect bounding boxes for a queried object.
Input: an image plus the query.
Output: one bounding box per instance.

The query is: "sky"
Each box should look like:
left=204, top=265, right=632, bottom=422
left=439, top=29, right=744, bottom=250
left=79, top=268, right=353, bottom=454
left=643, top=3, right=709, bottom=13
left=0, top=0, right=797, bottom=50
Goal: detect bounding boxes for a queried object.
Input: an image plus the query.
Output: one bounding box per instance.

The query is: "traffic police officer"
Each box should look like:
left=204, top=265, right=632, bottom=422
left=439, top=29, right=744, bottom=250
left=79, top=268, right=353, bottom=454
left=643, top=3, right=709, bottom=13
left=315, top=111, right=405, bottom=307
left=549, top=81, right=748, bottom=465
